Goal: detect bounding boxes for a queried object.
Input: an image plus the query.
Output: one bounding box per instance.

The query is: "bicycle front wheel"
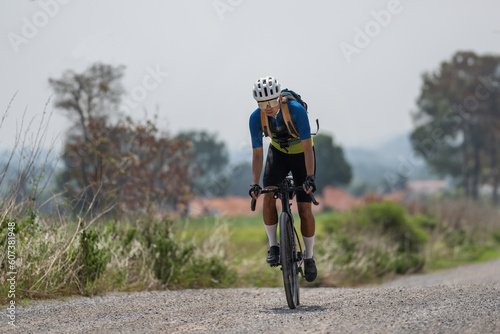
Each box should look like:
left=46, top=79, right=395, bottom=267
left=279, top=211, right=300, bottom=309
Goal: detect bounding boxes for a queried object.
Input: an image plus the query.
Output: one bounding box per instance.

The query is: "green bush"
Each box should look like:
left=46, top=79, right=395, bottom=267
left=76, top=228, right=110, bottom=284
left=101, top=217, right=237, bottom=290
left=0, top=212, right=238, bottom=304
left=146, top=219, right=236, bottom=288
left=181, top=256, right=237, bottom=288
left=320, top=201, right=429, bottom=284
left=363, top=201, right=428, bottom=252
left=394, top=253, right=425, bottom=274
left=493, top=231, right=500, bottom=244
left=412, top=213, right=439, bottom=230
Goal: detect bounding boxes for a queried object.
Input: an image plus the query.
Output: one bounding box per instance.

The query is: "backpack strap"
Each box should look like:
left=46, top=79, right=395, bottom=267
left=280, top=95, right=300, bottom=138
left=260, top=109, right=272, bottom=137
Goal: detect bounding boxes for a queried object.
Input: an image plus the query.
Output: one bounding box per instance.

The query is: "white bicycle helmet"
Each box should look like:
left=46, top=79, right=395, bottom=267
left=252, top=76, right=281, bottom=101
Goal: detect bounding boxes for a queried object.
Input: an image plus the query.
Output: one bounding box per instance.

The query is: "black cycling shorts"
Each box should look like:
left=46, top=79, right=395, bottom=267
left=263, top=145, right=316, bottom=203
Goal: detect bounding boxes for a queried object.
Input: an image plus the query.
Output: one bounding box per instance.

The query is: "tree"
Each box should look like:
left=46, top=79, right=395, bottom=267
left=221, top=162, right=252, bottom=197
left=49, top=63, right=125, bottom=198
left=57, top=117, right=192, bottom=214
left=49, top=63, right=125, bottom=142
left=410, top=51, right=500, bottom=202
left=314, top=134, right=352, bottom=193
left=176, top=131, right=229, bottom=197
left=51, top=63, right=192, bottom=215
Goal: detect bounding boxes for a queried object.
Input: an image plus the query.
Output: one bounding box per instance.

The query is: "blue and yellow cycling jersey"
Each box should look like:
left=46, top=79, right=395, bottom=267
left=249, top=100, right=313, bottom=154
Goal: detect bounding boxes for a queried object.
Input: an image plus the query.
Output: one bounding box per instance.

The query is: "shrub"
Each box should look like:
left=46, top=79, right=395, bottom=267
left=320, top=201, right=428, bottom=284
left=98, top=217, right=237, bottom=290
left=363, top=201, right=428, bottom=252
left=75, top=228, right=110, bottom=285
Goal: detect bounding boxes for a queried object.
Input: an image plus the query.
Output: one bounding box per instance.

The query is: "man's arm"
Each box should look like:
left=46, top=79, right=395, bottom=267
left=252, top=147, right=264, bottom=185
left=250, top=147, right=264, bottom=199
left=301, top=138, right=315, bottom=194
left=301, top=138, right=315, bottom=176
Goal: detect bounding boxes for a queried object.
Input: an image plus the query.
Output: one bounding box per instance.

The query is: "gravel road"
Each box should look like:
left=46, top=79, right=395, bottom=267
left=5, top=259, right=500, bottom=333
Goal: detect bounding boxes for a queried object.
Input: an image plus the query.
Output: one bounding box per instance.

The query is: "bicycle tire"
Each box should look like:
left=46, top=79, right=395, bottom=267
left=279, top=212, right=300, bottom=309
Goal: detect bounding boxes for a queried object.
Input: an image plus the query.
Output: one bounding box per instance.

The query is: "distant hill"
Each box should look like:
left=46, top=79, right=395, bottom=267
left=344, top=133, right=436, bottom=194
left=0, top=134, right=434, bottom=200
left=0, top=147, right=62, bottom=190
left=225, top=133, right=437, bottom=196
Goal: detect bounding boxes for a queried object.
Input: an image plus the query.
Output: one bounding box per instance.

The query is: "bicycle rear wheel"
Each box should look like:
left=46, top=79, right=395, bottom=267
left=279, top=212, right=300, bottom=309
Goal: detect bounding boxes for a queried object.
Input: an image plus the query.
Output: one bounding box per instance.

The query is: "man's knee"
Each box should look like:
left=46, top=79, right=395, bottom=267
left=263, top=192, right=278, bottom=225
left=297, top=203, right=314, bottom=221
left=263, top=192, right=276, bottom=206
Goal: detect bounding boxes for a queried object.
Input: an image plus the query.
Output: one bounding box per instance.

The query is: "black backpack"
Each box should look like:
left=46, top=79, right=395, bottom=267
left=261, top=88, right=317, bottom=138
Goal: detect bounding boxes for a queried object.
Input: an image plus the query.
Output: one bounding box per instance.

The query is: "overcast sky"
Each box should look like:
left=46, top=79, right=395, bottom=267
left=2, top=0, right=500, bottom=157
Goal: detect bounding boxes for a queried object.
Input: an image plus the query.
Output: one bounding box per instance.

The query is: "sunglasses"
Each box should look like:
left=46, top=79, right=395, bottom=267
left=258, top=98, right=280, bottom=110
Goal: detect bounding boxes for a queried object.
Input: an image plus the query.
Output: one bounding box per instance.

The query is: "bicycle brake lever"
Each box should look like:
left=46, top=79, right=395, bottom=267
left=310, top=193, right=319, bottom=206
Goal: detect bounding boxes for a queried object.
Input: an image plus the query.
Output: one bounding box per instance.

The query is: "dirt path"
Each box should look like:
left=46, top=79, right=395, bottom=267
left=5, top=259, right=500, bottom=333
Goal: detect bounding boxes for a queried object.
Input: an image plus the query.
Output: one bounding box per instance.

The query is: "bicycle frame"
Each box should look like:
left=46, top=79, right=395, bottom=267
left=250, top=176, right=319, bottom=309
left=250, top=177, right=319, bottom=212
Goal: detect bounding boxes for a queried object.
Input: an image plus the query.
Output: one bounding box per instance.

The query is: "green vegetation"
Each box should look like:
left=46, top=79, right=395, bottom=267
left=2, top=200, right=500, bottom=305
left=173, top=200, right=500, bottom=288
left=0, top=215, right=237, bottom=304
left=313, top=134, right=352, bottom=193
left=1, top=55, right=500, bottom=305
left=316, top=201, right=427, bottom=286
left=410, top=51, right=500, bottom=203
left=1, top=137, right=499, bottom=302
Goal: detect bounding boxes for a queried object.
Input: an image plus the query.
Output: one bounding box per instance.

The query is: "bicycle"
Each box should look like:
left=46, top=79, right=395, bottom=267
left=250, top=175, right=319, bottom=309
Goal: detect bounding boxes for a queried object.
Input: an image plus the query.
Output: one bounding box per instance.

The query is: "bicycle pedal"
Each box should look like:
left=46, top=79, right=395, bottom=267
left=269, top=263, right=280, bottom=268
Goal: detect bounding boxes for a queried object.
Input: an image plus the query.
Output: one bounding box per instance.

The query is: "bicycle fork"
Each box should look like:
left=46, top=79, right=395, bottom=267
left=283, top=210, right=305, bottom=279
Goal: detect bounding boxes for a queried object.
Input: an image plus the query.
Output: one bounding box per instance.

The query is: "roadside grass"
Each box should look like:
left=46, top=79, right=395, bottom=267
left=174, top=214, right=281, bottom=287
left=173, top=202, right=500, bottom=288
left=2, top=197, right=500, bottom=306
left=407, top=200, right=500, bottom=273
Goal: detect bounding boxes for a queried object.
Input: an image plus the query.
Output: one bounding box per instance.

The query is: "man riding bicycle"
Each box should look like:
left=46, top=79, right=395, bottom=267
left=248, top=76, right=317, bottom=282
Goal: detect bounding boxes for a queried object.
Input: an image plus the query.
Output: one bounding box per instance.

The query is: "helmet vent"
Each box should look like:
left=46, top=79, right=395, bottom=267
left=252, top=76, right=281, bottom=101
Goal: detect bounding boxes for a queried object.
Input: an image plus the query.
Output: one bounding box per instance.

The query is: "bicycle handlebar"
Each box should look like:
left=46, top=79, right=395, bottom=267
left=250, top=186, right=319, bottom=211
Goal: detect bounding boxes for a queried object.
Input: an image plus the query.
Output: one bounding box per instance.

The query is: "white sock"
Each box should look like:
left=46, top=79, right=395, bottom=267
left=264, top=223, right=278, bottom=247
left=302, top=235, right=315, bottom=259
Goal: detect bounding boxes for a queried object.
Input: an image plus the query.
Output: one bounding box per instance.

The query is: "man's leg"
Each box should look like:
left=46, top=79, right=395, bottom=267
left=297, top=202, right=315, bottom=258
left=262, top=146, right=289, bottom=264
left=263, top=190, right=278, bottom=246
left=263, top=190, right=280, bottom=264
left=298, top=201, right=317, bottom=282
left=297, top=185, right=318, bottom=282
left=293, top=144, right=317, bottom=282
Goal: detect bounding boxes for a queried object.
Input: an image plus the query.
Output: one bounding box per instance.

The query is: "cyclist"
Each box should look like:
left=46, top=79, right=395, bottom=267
left=248, top=76, right=317, bottom=282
